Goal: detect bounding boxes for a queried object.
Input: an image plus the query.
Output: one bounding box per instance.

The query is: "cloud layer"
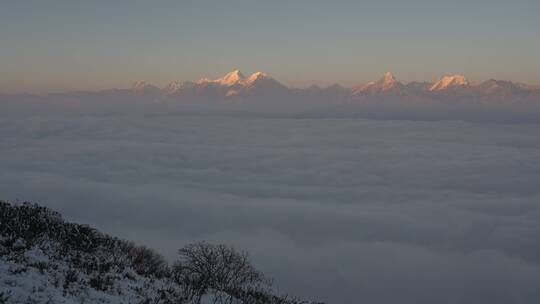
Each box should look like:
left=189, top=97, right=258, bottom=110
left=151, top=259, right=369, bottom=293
left=1, top=115, right=540, bottom=303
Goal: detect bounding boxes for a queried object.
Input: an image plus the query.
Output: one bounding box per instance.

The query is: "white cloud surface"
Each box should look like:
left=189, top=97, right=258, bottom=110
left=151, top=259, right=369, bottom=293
left=1, top=114, right=540, bottom=303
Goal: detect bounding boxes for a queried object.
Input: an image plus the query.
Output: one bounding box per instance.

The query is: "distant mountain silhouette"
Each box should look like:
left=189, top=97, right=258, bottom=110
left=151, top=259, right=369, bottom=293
left=1, top=70, right=539, bottom=123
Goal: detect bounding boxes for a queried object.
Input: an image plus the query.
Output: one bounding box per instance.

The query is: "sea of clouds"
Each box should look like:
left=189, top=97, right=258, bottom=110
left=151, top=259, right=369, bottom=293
left=1, top=113, right=540, bottom=304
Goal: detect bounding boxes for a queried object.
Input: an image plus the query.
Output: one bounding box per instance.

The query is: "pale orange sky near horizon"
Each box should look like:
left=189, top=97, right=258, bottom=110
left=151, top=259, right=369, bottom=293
left=1, top=0, right=539, bottom=94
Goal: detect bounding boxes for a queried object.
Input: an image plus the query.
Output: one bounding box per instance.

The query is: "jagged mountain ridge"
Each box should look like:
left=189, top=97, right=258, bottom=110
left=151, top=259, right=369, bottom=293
left=129, top=70, right=538, bottom=102
left=2, top=70, right=540, bottom=123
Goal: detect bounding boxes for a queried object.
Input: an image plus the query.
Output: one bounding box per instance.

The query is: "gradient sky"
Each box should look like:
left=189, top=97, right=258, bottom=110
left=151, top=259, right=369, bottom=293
left=1, top=0, right=539, bottom=93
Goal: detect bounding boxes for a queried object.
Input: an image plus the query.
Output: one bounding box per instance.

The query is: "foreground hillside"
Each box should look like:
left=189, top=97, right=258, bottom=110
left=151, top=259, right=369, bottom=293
left=0, top=201, right=319, bottom=304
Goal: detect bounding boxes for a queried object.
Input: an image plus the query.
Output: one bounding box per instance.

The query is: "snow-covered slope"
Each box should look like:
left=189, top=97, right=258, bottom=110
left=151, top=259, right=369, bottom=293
left=0, top=242, right=178, bottom=304
left=0, top=202, right=181, bottom=304
left=429, top=75, right=469, bottom=91
left=352, top=72, right=404, bottom=95
left=196, top=70, right=277, bottom=88
left=371, top=72, right=402, bottom=91
left=216, top=70, right=246, bottom=86
left=0, top=202, right=316, bottom=304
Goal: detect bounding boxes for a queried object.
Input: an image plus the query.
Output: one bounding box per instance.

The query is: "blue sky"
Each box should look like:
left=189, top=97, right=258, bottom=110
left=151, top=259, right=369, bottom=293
left=1, top=0, right=539, bottom=93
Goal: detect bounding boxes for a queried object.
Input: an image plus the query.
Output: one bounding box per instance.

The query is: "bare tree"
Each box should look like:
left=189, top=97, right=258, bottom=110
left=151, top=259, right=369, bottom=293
left=128, top=243, right=168, bottom=277
left=172, top=242, right=270, bottom=304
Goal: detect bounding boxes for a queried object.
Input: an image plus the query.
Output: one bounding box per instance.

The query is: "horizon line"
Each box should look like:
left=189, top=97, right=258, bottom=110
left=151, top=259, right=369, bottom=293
left=2, top=70, right=540, bottom=95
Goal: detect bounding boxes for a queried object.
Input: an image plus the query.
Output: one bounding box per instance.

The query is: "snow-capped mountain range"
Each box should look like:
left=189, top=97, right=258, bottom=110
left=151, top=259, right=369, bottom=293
left=1, top=70, right=540, bottom=123
left=156, top=70, right=288, bottom=99
left=128, top=70, right=538, bottom=102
